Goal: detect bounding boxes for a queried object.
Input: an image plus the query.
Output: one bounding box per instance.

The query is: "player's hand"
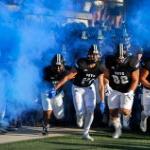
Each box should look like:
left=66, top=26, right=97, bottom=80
left=124, top=90, right=134, bottom=100
left=48, top=87, right=56, bottom=99
left=99, top=101, right=105, bottom=114
left=105, top=84, right=112, bottom=96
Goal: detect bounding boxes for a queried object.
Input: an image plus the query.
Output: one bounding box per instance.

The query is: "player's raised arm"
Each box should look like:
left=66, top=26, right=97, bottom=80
left=55, top=69, right=77, bottom=90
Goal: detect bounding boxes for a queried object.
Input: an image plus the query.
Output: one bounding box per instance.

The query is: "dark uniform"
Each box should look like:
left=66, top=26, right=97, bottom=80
left=73, top=58, right=106, bottom=87
left=106, top=55, right=139, bottom=93
left=43, top=65, right=71, bottom=94
left=72, top=57, right=106, bottom=140
left=105, top=54, right=139, bottom=138
left=41, top=65, right=71, bottom=120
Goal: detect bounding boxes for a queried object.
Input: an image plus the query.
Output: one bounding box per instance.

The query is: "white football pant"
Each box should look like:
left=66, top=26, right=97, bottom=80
left=41, top=91, right=64, bottom=119
left=72, top=83, right=96, bottom=135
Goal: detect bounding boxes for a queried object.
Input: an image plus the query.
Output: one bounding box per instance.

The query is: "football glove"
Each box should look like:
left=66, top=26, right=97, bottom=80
left=124, top=90, right=134, bottom=101
left=48, top=87, right=56, bottom=99
left=105, top=84, right=112, bottom=96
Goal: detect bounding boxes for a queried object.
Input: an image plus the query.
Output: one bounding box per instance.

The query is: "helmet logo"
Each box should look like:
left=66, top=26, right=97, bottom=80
left=56, top=54, right=62, bottom=65
left=93, top=44, right=99, bottom=54
left=119, top=43, right=124, bottom=60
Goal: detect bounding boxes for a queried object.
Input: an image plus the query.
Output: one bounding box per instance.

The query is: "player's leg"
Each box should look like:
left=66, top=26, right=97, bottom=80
left=121, top=92, right=134, bottom=130
left=83, top=84, right=96, bottom=141
left=140, top=88, right=150, bottom=132
left=41, top=92, right=53, bottom=135
left=110, top=109, right=122, bottom=139
left=42, top=110, right=52, bottom=135
left=52, top=92, right=64, bottom=120
left=108, top=90, right=122, bottom=138
left=72, top=85, right=85, bottom=128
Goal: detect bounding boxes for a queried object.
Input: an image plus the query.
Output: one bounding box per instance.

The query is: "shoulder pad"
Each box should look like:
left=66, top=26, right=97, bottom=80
left=97, top=61, right=106, bottom=72
left=128, top=56, right=139, bottom=69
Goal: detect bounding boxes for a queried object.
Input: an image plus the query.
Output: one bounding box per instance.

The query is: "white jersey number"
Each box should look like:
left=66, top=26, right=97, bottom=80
left=81, top=78, right=93, bottom=85
left=112, top=75, right=129, bottom=84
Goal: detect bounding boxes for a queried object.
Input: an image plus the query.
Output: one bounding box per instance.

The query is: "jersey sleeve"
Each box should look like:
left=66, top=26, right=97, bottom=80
left=129, top=56, right=140, bottom=71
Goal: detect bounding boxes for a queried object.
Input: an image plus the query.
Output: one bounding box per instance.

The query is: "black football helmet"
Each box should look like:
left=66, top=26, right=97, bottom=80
left=51, top=54, right=65, bottom=73
left=115, top=43, right=128, bottom=64
left=87, top=44, right=101, bottom=63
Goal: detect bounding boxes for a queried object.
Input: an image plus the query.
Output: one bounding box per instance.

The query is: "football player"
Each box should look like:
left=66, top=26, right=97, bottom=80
left=140, top=52, right=150, bottom=132
left=55, top=44, right=106, bottom=141
left=105, top=43, right=139, bottom=138
left=41, top=54, right=71, bottom=135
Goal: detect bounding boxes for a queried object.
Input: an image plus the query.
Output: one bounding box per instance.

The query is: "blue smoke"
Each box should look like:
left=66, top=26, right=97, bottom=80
left=0, top=0, right=75, bottom=124
left=128, top=1, right=150, bottom=49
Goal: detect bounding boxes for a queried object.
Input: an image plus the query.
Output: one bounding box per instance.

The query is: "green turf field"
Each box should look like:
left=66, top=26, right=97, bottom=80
left=0, top=129, right=150, bottom=150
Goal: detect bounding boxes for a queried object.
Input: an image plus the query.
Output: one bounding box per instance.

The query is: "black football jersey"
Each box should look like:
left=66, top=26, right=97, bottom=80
left=73, top=58, right=106, bottom=87
left=43, top=65, right=71, bottom=93
left=105, top=55, right=139, bottom=93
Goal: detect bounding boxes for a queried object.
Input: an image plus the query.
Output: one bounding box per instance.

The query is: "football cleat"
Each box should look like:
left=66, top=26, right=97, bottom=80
left=140, top=117, right=148, bottom=132
left=42, top=127, right=48, bottom=135
left=112, top=125, right=122, bottom=139
left=82, top=133, right=94, bottom=142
